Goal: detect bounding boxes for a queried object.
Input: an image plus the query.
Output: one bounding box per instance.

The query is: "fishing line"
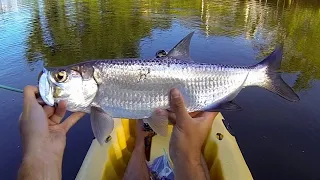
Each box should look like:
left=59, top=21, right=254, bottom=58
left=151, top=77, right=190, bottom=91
left=0, top=84, right=46, bottom=105
left=0, top=84, right=23, bottom=93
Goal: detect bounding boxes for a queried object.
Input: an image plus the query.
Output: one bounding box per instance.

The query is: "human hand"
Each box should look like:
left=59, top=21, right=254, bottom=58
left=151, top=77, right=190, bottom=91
left=18, top=85, right=85, bottom=180
left=167, top=88, right=218, bottom=164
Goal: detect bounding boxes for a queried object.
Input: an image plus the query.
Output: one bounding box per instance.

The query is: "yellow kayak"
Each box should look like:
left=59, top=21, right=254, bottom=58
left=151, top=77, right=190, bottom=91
left=76, top=113, right=253, bottom=180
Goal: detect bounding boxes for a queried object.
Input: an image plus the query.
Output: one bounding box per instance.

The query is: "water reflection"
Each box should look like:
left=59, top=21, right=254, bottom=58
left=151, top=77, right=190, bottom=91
left=27, top=0, right=158, bottom=65
left=26, top=0, right=320, bottom=92
left=201, top=0, right=320, bottom=91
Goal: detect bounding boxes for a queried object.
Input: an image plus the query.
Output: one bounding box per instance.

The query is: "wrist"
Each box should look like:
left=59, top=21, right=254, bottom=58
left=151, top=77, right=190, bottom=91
left=22, top=137, right=65, bottom=162
left=23, top=150, right=63, bottom=164
left=19, top=153, right=62, bottom=180
left=170, top=150, right=208, bottom=180
left=134, top=137, right=146, bottom=151
left=172, top=152, right=205, bottom=180
left=170, top=147, right=201, bottom=165
left=133, top=143, right=145, bottom=154
left=23, top=145, right=64, bottom=163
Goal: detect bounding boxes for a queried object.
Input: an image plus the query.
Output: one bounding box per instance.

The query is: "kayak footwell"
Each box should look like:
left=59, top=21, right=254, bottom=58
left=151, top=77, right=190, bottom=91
left=76, top=113, right=253, bottom=180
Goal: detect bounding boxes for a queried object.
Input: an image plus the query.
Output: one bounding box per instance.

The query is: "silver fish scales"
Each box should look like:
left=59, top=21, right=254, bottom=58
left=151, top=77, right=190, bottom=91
left=91, top=58, right=249, bottom=119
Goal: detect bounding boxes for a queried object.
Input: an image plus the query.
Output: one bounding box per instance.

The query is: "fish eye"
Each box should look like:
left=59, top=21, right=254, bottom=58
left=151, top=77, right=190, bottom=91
left=54, top=70, right=68, bottom=82
left=155, top=50, right=167, bottom=58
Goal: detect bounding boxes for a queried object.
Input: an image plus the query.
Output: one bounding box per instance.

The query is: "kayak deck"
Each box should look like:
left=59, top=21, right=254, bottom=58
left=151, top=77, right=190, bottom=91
left=76, top=113, right=253, bottom=180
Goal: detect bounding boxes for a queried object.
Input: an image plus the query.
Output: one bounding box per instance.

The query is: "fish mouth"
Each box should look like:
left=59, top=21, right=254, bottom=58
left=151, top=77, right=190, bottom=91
left=39, top=68, right=55, bottom=106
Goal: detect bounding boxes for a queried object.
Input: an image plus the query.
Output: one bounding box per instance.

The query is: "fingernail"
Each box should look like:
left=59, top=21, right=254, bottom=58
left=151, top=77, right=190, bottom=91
left=171, top=89, right=180, bottom=99
left=155, top=108, right=166, bottom=116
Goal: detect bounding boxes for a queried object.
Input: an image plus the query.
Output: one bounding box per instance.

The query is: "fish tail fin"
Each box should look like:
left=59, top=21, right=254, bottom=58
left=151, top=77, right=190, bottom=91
left=245, top=45, right=300, bottom=102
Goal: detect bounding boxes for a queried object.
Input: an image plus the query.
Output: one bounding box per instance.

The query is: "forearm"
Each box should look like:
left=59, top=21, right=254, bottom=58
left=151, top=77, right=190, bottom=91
left=123, top=144, right=150, bottom=180
left=18, top=154, right=62, bottom=180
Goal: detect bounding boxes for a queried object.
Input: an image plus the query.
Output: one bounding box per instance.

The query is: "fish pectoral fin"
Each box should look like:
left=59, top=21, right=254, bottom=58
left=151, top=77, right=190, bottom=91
left=90, top=107, right=114, bottom=145
left=167, top=32, right=194, bottom=61
left=145, top=109, right=169, bottom=136
left=205, top=101, right=242, bottom=111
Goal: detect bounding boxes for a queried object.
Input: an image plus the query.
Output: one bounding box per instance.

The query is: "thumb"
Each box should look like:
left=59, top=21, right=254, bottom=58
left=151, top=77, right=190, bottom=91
left=23, top=85, right=39, bottom=104
left=170, top=88, right=189, bottom=123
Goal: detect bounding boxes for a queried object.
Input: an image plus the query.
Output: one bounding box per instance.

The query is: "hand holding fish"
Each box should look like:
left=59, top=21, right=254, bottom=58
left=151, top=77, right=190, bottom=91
left=168, top=88, right=217, bottom=180
left=18, top=85, right=85, bottom=180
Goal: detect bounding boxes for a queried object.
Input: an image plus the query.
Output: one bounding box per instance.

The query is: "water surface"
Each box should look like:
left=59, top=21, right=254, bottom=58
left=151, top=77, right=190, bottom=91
left=1, top=0, right=320, bottom=179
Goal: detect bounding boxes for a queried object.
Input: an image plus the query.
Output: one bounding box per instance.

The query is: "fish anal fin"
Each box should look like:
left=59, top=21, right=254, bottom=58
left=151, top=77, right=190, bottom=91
left=90, top=107, right=114, bottom=145
left=167, top=32, right=194, bottom=60
left=146, top=109, right=169, bottom=136
left=205, top=101, right=242, bottom=111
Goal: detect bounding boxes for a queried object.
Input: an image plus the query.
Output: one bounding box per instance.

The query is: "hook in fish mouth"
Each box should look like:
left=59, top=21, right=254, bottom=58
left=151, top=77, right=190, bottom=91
left=39, top=68, right=54, bottom=106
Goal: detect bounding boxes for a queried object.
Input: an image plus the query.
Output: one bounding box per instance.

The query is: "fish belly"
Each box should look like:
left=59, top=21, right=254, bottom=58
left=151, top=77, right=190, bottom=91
left=92, top=60, right=249, bottom=119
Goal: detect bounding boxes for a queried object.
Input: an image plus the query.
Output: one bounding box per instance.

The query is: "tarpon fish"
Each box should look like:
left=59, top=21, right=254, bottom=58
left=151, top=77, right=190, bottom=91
left=38, top=32, right=299, bottom=145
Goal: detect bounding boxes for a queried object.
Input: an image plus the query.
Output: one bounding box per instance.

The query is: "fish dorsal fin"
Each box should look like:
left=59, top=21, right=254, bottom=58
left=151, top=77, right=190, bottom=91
left=167, top=32, right=194, bottom=60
